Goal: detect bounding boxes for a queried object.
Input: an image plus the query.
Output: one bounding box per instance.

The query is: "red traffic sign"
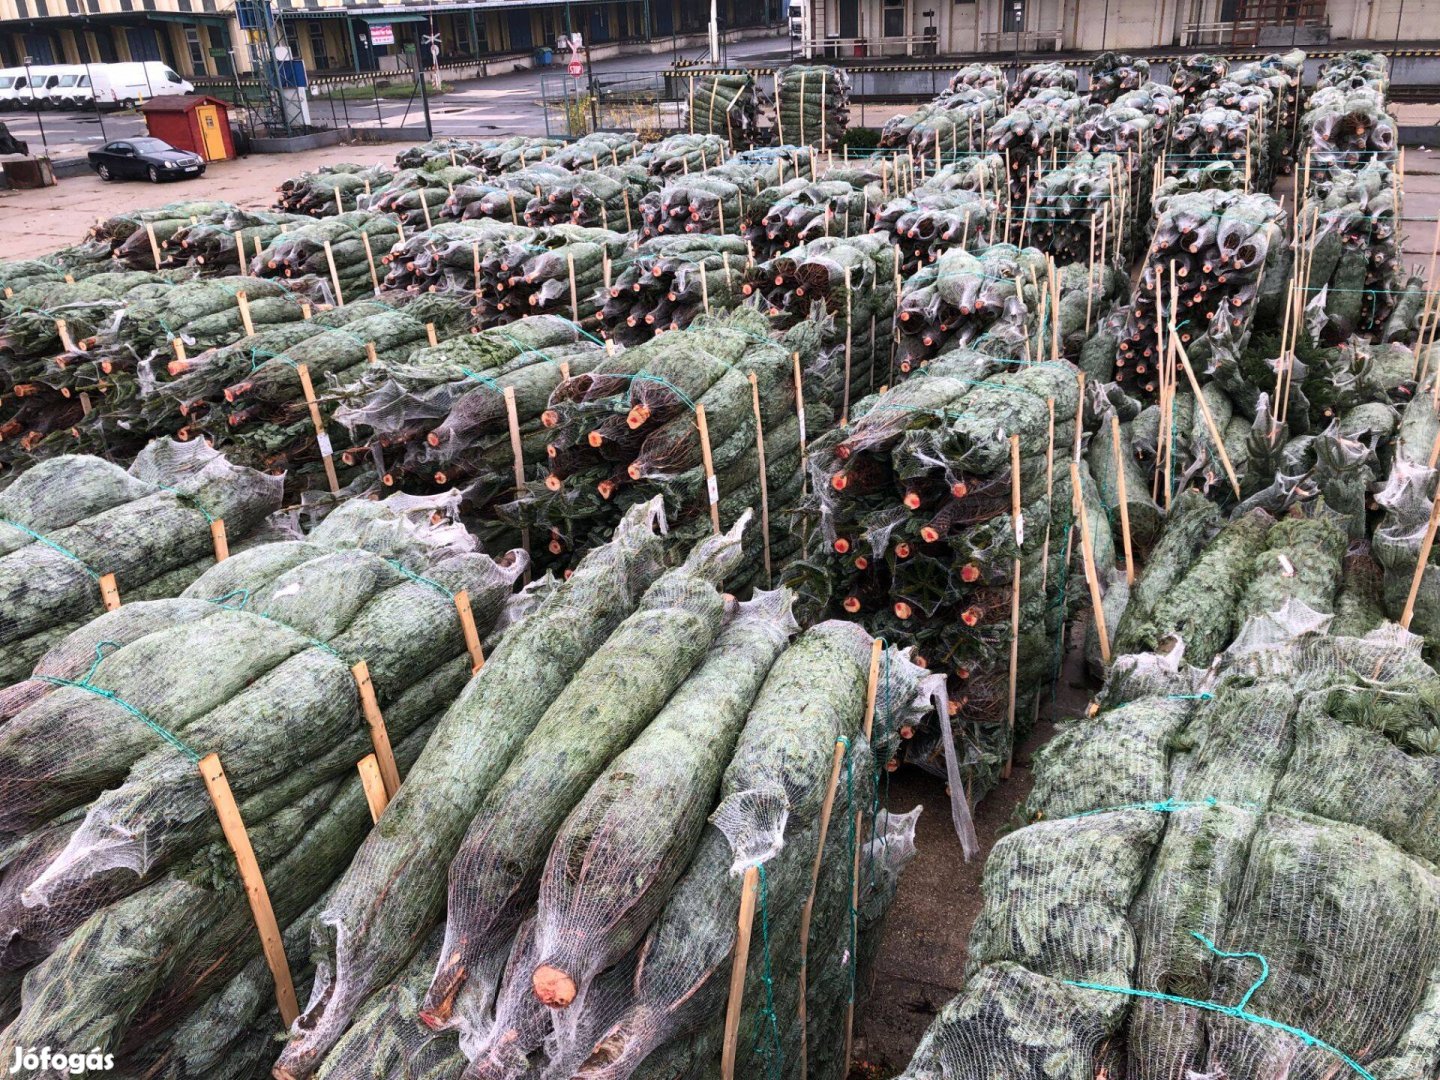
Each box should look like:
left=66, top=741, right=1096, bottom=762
left=568, top=58, right=583, bottom=78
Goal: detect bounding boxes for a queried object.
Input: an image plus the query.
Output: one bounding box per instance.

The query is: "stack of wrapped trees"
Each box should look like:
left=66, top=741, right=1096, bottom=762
left=1112, top=189, right=1288, bottom=403
left=1171, top=53, right=1230, bottom=102
left=1088, top=52, right=1152, bottom=105
left=1009, top=62, right=1076, bottom=101
left=0, top=268, right=193, bottom=467
left=772, top=65, right=850, bottom=150
left=394, top=136, right=565, bottom=174
left=362, top=164, right=481, bottom=230
left=870, top=154, right=1006, bottom=275
left=644, top=133, right=729, bottom=177
left=1304, top=50, right=1396, bottom=169
left=686, top=72, right=761, bottom=146
left=471, top=226, right=630, bottom=329
left=892, top=243, right=1125, bottom=376
left=746, top=234, right=898, bottom=423
left=1026, top=152, right=1138, bottom=265
left=275, top=164, right=396, bottom=217
left=442, top=165, right=578, bottom=227
left=1372, top=379, right=1440, bottom=642
left=600, top=234, right=750, bottom=346
left=877, top=65, right=1006, bottom=162
left=81, top=203, right=234, bottom=268
left=0, top=493, right=528, bottom=1073
left=1069, top=88, right=1176, bottom=256
left=248, top=212, right=402, bottom=305
left=1298, top=158, right=1403, bottom=341
left=900, top=607, right=1440, bottom=1080
left=503, top=307, right=820, bottom=585
left=0, top=439, right=282, bottom=684
left=638, top=149, right=812, bottom=240
left=783, top=354, right=1110, bottom=804
left=742, top=166, right=883, bottom=260
left=269, top=507, right=930, bottom=1080
left=521, top=165, right=655, bottom=231
left=330, top=315, right=609, bottom=554
left=157, top=208, right=313, bottom=275
left=544, top=132, right=645, bottom=171
left=1174, top=55, right=1304, bottom=192
left=985, top=88, right=1084, bottom=207
left=380, top=219, right=534, bottom=293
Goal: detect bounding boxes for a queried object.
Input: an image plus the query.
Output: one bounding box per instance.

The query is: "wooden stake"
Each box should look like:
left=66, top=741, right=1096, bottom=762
left=425, top=322, right=439, bottom=347
left=296, top=363, right=341, bottom=495
left=1004, top=433, right=1022, bottom=780
left=1402, top=488, right=1440, bottom=631
left=454, top=589, right=486, bottom=674
left=1173, top=337, right=1241, bottom=498
left=841, top=267, right=854, bottom=425
left=361, top=232, right=380, bottom=294
left=1071, top=461, right=1110, bottom=664
left=210, top=519, right=230, bottom=563
left=841, top=638, right=884, bottom=1071
left=323, top=240, right=345, bottom=306
left=198, top=752, right=299, bottom=1026
left=357, top=753, right=389, bottom=822
left=234, top=230, right=247, bottom=270
left=55, top=319, right=75, bottom=354
left=697, top=403, right=720, bottom=535
left=749, top=373, right=772, bottom=588
left=1110, top=416, right=1134, bottom=585
left=351, top=660, right=400, bottom=798
left=793, top=351, right=808, bottom=494
left=420, top=195, right=434, bottom=231
left=236, top=290, right=255, bottom=337
left=567, top=251, right=580, bottom=323
left=99, top=572, right=121, bottom=611
left=145, top=221, right=162, bottom=270
left=798, top=737, right=848, bottom=1080
left=720, top=866, right=761, bottom=1080
left=504, top=386, right=532, bottom=580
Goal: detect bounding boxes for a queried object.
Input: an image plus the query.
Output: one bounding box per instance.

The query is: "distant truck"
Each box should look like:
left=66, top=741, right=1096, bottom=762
left=88, top=62, right=194, bottom=108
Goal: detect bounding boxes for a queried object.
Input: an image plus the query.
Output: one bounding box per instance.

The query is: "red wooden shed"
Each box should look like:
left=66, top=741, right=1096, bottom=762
left=140, top=95, right=235, bottom=162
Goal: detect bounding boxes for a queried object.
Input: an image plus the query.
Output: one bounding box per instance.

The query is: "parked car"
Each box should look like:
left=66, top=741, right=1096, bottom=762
left=88, top=137, right=205, bottom=182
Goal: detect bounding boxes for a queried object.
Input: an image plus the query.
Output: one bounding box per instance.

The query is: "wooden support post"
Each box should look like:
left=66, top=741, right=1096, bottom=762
left=841, top=267, right=854, bottom=425
left=366, top=341, right=379, bottom=365
left=1110, top=416, right=1134, bottom=585
left=420, top=195, right=434, bottom=231
left=749, top=373, right=772, bottom=588
left=236, top=290, right=255, bottom=338
left=1004, top=433, right=1022, bottom=779
left=841, top=639, right=884, bottom=1072
left=1402, top=490, right=1440, bottom=631
left=361, top=232, right=380, bottom=294
left=425, top=322, right=439, bottom=347
left=503, top=386, right=532, bottom=581
left=323, top=240, right=345, bottom=306
left=351, top=660, right=400, bottom=798
left=199, top=752, right=299, bottom=1026
left=454, top=589, right=486, bottom=674
left=55, top=319, right=75, bottom=354
left=697, top=403, right=720, bottom=535
left=145, top=221, right=163, bottom=270
left=794, top=351, right=808, bottom=494
left=1173, top=337, right=1241, bottom=498
left=797, top=738, right=848, bottom=1080
left=357, top=753, right=389, bottom=822
left=210, top=519, right=230, bottom=563
left=296, top=363, right=341, bottom=495
left=1071, top=461, right=1110, bottom=664
left=234, top=230, right=247, bottom=270
left=720, top=866, right=762, bottom=1080
left=99, top=573, right=121, bottom=611
left=567, top=251, right=580, bottom=323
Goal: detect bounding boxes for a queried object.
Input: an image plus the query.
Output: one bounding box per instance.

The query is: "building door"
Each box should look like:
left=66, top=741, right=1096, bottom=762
left=838, top=0, right=860, bottom=36
left=126, top=26, right=162, bottom=62
left=507, top=11, right=533, bottom=50
left=196, top=104, right=227, bottom=160
left=22, top=33, right=55, bottom=64
left=1002, top=0, right=1026, bottom=31
left=654, top=0, right=674, bottom=35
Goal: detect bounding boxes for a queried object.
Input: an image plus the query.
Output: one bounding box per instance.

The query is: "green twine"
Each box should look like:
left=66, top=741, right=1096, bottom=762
left=1065, top=933, right=1378, bottom=1080
left=0, top=518, right=100, bottom=580
left=37, top=641, right=200, bottom=764
left=205, top=589, right=342, bottom=659
left=748, top=863, right=785, bottom=1080
left=385, top=557, right=454, bottom=599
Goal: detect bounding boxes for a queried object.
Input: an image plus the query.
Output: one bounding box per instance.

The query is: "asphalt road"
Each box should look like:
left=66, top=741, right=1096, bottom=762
left=1, top=37, right=797, bottom=161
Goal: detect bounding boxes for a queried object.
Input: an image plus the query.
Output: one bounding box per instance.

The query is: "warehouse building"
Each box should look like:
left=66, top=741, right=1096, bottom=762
left=0, top=0, right=783, bottom=77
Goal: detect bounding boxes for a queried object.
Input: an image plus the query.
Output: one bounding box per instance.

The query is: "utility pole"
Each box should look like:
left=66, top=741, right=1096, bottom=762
left=414, top=23, right=433, bottom=138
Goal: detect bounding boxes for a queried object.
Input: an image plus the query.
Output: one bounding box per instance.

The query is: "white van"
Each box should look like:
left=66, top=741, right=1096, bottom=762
left=90, top=62, right=192, bottom=108
left=0, top=69, right=24, bottom=110
left=50, top=67, right=95, bottom=109
left=11, top=66, right=66, bottom=108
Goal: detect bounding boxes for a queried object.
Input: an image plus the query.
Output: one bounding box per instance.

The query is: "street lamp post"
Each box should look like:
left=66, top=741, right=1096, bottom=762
left=21, top=56, right=49, bottom=156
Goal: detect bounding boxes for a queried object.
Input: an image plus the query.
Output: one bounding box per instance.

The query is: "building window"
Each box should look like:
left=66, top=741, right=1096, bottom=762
left=185, top=26, right=206, bottom=72
left=454, top=16, right=471, bottom=56
left=883, top=0, right=904, bottom=36
left=1002, top=0, right=1025, bottom=31
left=308, top=22, right=330, bottom=69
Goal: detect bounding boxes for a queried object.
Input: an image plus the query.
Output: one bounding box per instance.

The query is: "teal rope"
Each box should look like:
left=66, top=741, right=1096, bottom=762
left=37, top=642, right=200, bottom=763
left=0, top=519, right=100, bottom=580
left=386, top=557, right=454, bottom=599
left=749, top=863, right=785, bottom=1080
left=204, top=590, right=342, bottom=659
left=1066, top=932, right=1378, bottom=1080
